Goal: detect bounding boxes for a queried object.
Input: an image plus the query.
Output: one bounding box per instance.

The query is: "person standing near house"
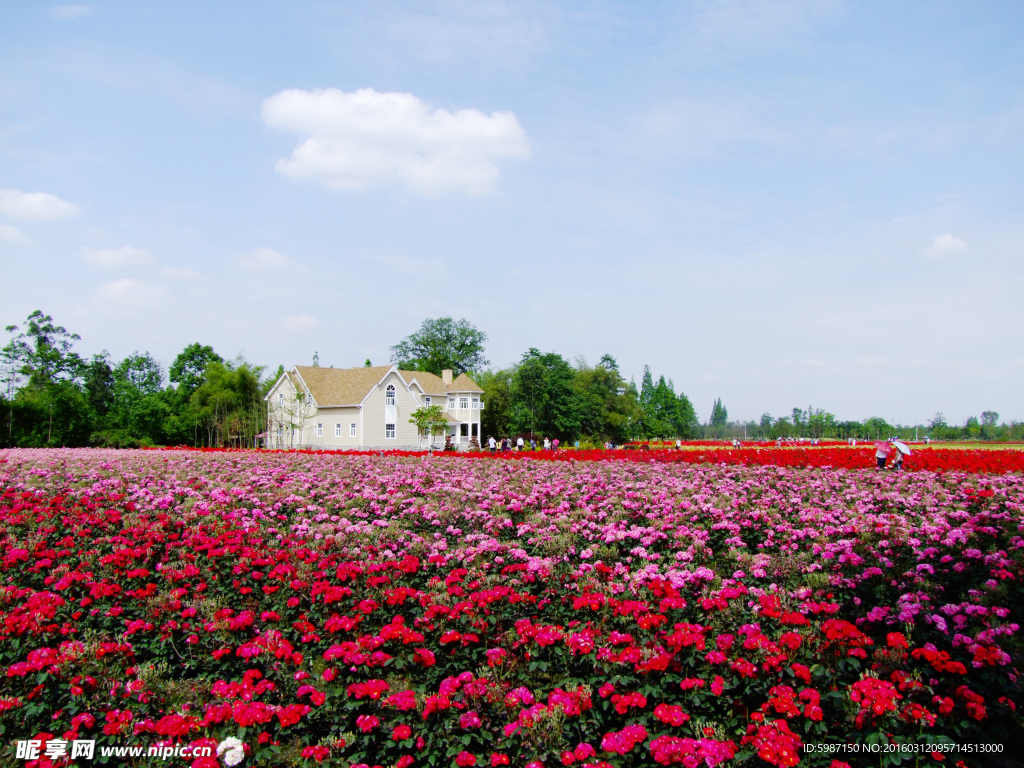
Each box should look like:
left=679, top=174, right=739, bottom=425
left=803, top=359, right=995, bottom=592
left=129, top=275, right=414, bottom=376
left=543, top=437, right=550, bottom=450
left=517, top=436, right=524, bottom=451
left=874, top=438, right=893, bottom=469
left=488, top=436, right=496, bottom=454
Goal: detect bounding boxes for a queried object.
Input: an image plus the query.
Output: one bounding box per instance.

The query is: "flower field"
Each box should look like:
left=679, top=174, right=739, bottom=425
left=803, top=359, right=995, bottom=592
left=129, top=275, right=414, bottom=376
left=1, top=448, right=1022, bottom=768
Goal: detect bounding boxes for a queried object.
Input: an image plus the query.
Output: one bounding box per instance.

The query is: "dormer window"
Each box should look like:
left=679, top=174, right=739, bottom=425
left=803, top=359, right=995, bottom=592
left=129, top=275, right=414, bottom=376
left=386, top=385, right=396, bottom=406
left=278, top=393, right=283, bottom=405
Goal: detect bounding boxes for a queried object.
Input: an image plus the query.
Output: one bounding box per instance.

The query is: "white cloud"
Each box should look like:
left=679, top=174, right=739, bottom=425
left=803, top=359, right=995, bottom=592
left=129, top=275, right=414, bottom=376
left=804, top=358, right=829, bottom=368
left=160, top=266, right=204, bottom=280
left=0, top=189, right=79, bottom=220
left=239, top=247, right=304, bottom=271
left=0, top=224, right=32, bottom=245
left=95, top=278, right=169, bottom=308
left=284, top=314, right=319, bottom=330
left=262, top=87, right=530, bottom=194
left=81, top=245, right=156, bottom=268
left=858, top=357, right=889, bottom=365
left=51, top=5, right=94, bottom=19
left=926, top=233, right=968, bottom=258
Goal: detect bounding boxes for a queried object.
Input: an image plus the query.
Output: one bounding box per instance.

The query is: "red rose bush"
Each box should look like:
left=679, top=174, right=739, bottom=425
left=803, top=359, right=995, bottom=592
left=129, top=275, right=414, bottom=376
left=0, top=448, right=1021, bottom=767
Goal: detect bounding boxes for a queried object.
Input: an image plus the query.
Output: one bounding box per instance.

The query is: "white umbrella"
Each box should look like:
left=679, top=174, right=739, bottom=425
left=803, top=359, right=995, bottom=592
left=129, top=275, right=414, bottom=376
left=894, top=441, right=912, bottom=455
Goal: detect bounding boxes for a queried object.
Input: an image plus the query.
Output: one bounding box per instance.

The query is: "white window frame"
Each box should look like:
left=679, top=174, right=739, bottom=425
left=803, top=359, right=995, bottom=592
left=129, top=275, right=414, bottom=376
left=385, top=385, right=396, bottom=406
left=316, top=423, right=323, bottom=437
left=425, top=396, right=431, bottom=406
left=335, top=423, right=342, bottom=437
left=385, top=423, right=396, bottom=439
left=278, top=393, right=284, bottom=405
left=350, top=423, right=357, bottom=437
left=448, top=397, right=456, bottom=410
left=459, top=396, right=469, bottom=410
left=472, top=398, right=479, bottom=409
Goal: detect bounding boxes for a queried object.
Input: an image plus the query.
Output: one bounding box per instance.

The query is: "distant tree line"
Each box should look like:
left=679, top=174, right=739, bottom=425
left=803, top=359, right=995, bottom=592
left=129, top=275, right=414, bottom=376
left=696, top=407, right=1022, bottom=442
left=2, top=311, right=274, bottom=448
left=2, top=311, right=1018, bottom=448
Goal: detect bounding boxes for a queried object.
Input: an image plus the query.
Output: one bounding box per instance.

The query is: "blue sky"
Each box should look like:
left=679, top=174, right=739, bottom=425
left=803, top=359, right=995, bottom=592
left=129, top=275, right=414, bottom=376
left=1, top=1, right=1022, bottom=425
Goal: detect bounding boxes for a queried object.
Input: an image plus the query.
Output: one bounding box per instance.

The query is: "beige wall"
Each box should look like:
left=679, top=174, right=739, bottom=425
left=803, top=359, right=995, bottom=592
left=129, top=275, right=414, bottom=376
left=304, top=407, right=362, bottom=449
left=360, top=370, right=422, bottom=447
left=265, top=368, right=462, bottom=450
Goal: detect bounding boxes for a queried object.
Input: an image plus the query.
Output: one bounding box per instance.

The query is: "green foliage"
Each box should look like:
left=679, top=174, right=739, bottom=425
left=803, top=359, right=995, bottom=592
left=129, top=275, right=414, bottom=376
left=477, top=368, right=514, bottom=439
left=169, top=342, right=223, bottom=397
left=408, top=405, right=447, bottom=445
left=710, top=397, right=728, bottom=428
left=390, top=317, right=488, bottom=376
left=509, top=348, right=580, bottom=439
left=635, top=365, right=698, bottom=440
left=572, top=355, right=639, bottom=443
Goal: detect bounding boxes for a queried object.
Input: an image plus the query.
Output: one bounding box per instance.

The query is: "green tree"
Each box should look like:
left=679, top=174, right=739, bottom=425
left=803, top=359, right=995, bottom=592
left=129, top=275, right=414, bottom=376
left=710, top=398, right=728, bottom=428
left=573, top=355, right=640, bottom=443
left=477, top=368, right=514, bottom=440
left=100, top=352, right=168, bottom=445
left=408, top=405, right=448, bottom=448
left=390, top=317, right=488, bottom=376
left=188, top=360, right=266, bottom=448
left=169, top=343, right=223, bottom=398
left=3, top=310, right=84, bottom=388
left=84, top=352, right=115, bottom=422
left=1, top=311, right=91, bottom=447
left=509, top=348, right=580, bottom=439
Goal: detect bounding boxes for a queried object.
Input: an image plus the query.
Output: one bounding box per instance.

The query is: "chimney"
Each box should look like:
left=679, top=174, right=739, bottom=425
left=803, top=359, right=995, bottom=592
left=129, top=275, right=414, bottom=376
left=442, top=369, right=453, bottom=385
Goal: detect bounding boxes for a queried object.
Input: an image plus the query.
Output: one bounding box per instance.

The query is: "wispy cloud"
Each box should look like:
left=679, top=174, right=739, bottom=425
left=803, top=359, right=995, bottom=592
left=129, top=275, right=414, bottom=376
left=926, top=233, right=968, bottom=258
left=51, top=5, right=94, bottom=20
left=238, top=247, right=306, bottom=272
left=262, top=87, right=530, bottom=195
left=0, top=224, right=32, bottom=245
left=284, top=314, right=319, bottom=330
left=804, top=358, right=829, bottom=368
left=81, top=245, right=156, bottom=268
left=95, top=278, right=169, bottom=308
left=0, top=189, right=79, bottom=220
left=160, top=266, right=204, bottom=280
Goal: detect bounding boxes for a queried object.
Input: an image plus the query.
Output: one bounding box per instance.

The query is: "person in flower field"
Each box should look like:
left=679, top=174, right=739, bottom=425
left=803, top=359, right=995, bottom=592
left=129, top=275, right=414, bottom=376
left=488, top=436, right=496, bottom=453
left=874, top=437, right=894, bottom=469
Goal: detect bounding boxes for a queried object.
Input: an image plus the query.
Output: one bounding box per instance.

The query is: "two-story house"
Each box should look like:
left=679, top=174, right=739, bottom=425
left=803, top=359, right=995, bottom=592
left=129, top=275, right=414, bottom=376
left=264, top=365, right=484, bottom=450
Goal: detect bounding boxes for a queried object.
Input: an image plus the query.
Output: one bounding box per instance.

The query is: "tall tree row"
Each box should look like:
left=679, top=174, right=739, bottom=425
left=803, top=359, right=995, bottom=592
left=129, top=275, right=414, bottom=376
left=2, top=312, right=270, bottom=448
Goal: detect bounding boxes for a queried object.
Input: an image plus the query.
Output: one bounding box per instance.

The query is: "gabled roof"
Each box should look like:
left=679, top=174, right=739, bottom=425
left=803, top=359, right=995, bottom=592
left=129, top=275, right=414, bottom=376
left=292, top=365, right=396, bottom=406
left=269, top=365, right=484, bottom=405
left=448, top=373, right=484, bottom=393
left=398, top=370, right=482, bottom=394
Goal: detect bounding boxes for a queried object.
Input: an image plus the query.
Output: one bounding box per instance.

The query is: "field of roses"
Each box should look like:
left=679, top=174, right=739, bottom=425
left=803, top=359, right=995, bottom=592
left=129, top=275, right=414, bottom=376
left=1, top=448, right=1022, bottom=768
left=155, top=444, right=1024, bottom=475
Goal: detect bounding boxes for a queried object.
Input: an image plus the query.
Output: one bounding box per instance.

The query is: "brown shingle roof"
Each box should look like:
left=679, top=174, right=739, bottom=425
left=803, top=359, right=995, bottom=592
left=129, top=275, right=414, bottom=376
left=448, top=373, right=483, bottom=393
left=399, top=370, right=483, bottom=394
left=398, top=370, right=447, bottom=394
left=291, top=365, right=394, bottom=405
left=279, top=365, right=484, bottom=405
